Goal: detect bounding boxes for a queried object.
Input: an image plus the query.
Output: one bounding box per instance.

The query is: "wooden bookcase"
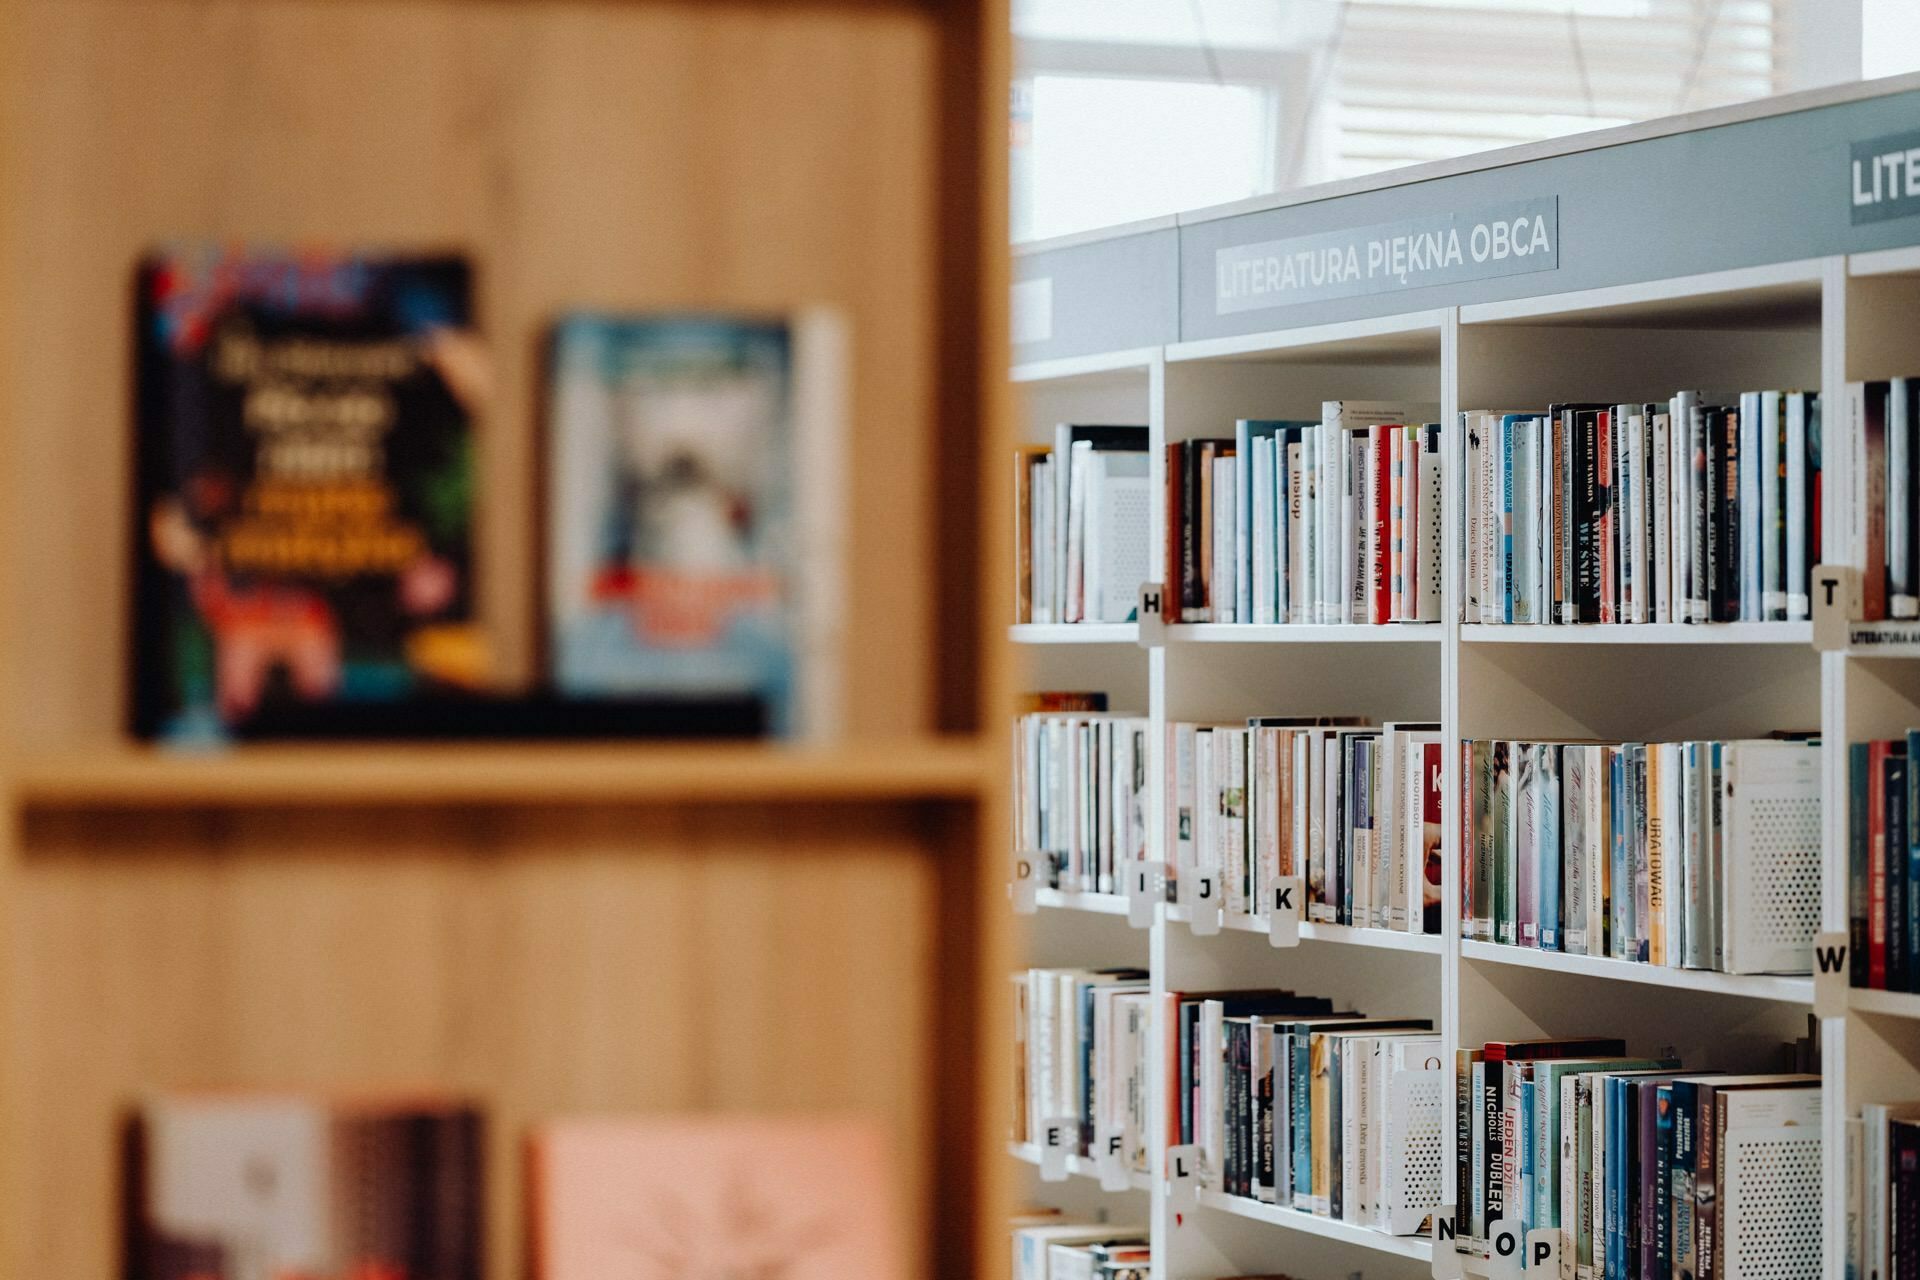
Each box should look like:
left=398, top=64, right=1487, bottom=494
left=0, top=1, right=1014, bottom=1277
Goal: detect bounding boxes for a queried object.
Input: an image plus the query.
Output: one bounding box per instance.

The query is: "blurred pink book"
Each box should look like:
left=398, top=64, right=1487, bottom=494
left=528, top=1114, right=905, bottom=1280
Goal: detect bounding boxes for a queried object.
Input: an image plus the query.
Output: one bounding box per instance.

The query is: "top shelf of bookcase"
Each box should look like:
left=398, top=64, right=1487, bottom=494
left=1459, top=259, right=1824, bottom=330
left=7, top=740, right=989, bottom=810
left=1851, top=244, right=1920, bottom=279
left=1011, top=348, right=1157, bottom=386
left=1166, top=309, right=1445, bottom=366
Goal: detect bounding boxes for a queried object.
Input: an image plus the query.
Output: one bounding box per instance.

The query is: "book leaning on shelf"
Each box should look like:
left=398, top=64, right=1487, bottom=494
left=1461, top=391, right=1821, bottom=625
left=1015, top=693, right=1148, bottom=895
left=1460, top=737, right=1819, bottom=974
left=1017, top=424, right=1150, bottom=624
left=1013, top=967, right=1157, bottom=1175
left=1168, top=718, right=1443, bottom=933
left=1167, top=403, right=1443, bottom=625
left=1177, top=987, right=1443, bottom=1235
left=1451, top=1039, right=1820, bottom=1280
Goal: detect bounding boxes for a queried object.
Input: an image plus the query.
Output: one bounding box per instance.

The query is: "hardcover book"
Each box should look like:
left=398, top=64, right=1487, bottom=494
left=133, top=247, right=485, bottom=743
left=543, top=313, right=846, bottom=738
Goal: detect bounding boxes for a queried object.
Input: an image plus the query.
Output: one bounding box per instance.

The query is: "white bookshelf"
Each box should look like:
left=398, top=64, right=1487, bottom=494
left=1004, top=251, right=1916, bottom=1280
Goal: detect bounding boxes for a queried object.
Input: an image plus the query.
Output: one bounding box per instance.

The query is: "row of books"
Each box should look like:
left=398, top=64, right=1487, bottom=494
left=1169, top=718, right=1443, bottom=934
left=1855, top=378, right=1920, bottom=621
left=1851, top=1102, right=1920, bottom=1280
left=1168, top=404, right=1444, bottom=625
left=1180, top=990, right=1442, bottom=1235
left=1011, top=1220, right=1148, bottom=1280
left=1848, top=733, right=1920, bottom=991
left=134, top=1092, right=901, bottom=1279
left=1453, top=1039, right=1821, bottom=1280
left=1017, top=425, right=1150, bottom=625
left=1462, top=738, right=1820, bottom=975
left=1014, top=695, right=1148, bottom=894
left=1013, top=967, right=1154, bottom=1175
left=1462, top=391, right=1822, bottom=626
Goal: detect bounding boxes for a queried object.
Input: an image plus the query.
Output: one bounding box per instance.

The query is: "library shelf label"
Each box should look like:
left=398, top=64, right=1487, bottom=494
left=1127, top=860, right=1170, bottom=929
left=1522, top=1230, right=1559, bottom=1280
left=1213, top=197, right=1557, bottom=315
left=1164, top=1143, right=1203, bottom=1212
left=1267, top=875, right=1303, bottom=948
left=1038, top=1117, right=1075, bottom=1182
left=1011, top=276, right=1053, bottom=345
left=1851, top=127, right=1920, bottom=225
left=1428, top=1207, right=1462, bottom=1280
left=1812, top=562, right=1862, bottom=650
left=1010, top=851, right=1041, bottom=915
left=1093, top=1125, right=1131, bottom=1192
left=1485, top=1219, right=1524, bottom=1280
left=1186, top=871, right=1224, bottom=936
left=1814, top=929, right=1850, bottom=1018
left=1136, top=581, right=1167, bottom=648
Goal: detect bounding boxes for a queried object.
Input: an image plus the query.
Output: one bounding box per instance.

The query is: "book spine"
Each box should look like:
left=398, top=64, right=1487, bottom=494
left=1856, top=742, right=1873, bottom=988
left=1788, top=393, right=1811, bottom=618
left=1893, top=752, right=1910, bottom=995
left=1763, top=393, right=1786, bottom=619
left=1653, top=409, right=1671, bottom=624
left=1689, top=404, right=1710, bottom=624
left=1740, top=390, right=1763, bottom=620
left=1875, top=739, right=1892, bottom=990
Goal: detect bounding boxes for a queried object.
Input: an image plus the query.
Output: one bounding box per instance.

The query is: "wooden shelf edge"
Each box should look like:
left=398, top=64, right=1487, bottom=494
left=7, top=739, right=990, bottom=808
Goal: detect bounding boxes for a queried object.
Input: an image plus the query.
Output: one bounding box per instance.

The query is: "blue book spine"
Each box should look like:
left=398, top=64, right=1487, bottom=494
left=1520, top=1076, right=1536, bottom=1234
left=1292, top=1029, right=1312, bottom=1206
left=1608, top=1076, right=1627, bottom=1280
left=1610, top=751, right=1628, bottom=959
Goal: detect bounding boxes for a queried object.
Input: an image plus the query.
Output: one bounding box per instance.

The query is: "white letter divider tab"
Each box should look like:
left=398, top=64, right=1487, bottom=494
left=1136, top=581, right=1167, bottom=648
left=1812, top=563, right=1861, bottom=651
left=1010, top=851, right=1040, bottom=915
left=1094, top=1125, right=1130, bottom=1191
left=1164, top=1143, right=1202, bottom=1212
left=1188, top=870, right=1223, bottom=936
left=1038, top=1116, right=1074, bottom=1182
left=1268, top=874, right=1303, bottom=947
left=1523, top=1229, right=1559, bottom=1279
left=1429, top=1205, right=1463, bottom=1280
left=1486, top=1219, right=1522, bottom=1280
left=1127, top=860, right=1169, bottom=929
left=1813, top=929, right=1850, bottom=1019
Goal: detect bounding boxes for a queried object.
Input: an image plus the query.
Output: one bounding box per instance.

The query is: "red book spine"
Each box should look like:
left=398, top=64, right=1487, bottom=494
left=1873, top=737, right=1891, bottom=989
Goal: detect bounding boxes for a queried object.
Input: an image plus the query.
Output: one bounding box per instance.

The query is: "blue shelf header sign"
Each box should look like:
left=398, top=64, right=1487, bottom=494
left=1852, top=128, right=1920, bottom=225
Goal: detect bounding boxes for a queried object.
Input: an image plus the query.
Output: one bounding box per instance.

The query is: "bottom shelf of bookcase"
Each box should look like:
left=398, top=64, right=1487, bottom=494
left=1008, top=1140, right=1153, bottom=1192
left=1191, top=1189, right=1435, bottom=1261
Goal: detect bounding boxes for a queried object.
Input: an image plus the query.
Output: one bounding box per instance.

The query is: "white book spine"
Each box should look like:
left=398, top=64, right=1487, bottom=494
left=1761, top=392, right=1786, bottom=618
left=1564, top=744, right=1588, bottom=955
left=1319, top=408, right=1340, bottom=623
left=1740, top=390, right=1763, bottom=619
left=1786, top=393, right=1810, bottom=619
left=1668, top=395, right=1689, bottom=621
left=1421, top=429, right=1444, bottom=621
left=1253, top=437, right=1275, bottom=625
left=1652, top=410, right=1671, bottom=623
left=1287, top=440, right=1306, bottom=624
left=1466, top=414, right=1483, bottom=622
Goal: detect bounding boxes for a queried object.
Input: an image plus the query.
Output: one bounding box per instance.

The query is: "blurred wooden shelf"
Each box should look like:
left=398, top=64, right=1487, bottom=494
left=9, top=739, right=989, bottom=808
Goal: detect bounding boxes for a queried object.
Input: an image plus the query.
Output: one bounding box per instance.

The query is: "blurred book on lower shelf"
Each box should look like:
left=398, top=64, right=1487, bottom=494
left=1012, top=1221, right=1148, bottom=1280
left=127, top=1089, right=483, bottom=1280
left=527, top=1114, right=904, bottom=1280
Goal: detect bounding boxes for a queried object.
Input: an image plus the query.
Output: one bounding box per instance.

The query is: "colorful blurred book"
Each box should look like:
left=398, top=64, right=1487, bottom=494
left=128, top=1090, right=484, bottom=1280
left=542, top=313, right=847, bottom=739
left=528, top=1115, right=901, bottom=1279
left=132, top=246, right=487, bottom=744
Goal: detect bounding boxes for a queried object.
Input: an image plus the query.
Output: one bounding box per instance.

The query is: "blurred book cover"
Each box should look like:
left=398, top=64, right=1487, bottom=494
left=542, top=313, right=846, bottom=739
left=132, top=246, right=487, bottom=745
left=528, top=1115, right=901, bottom=1280
left=127, top=1091, right=483, bottom=1280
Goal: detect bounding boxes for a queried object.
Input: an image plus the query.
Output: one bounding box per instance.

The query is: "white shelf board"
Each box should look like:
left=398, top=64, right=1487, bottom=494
left=1035, top=888, right=1133, bottom=916
left=1851, top=245, right=1920, bottom=279
left=1008, top=1141, right=1152, bottom=1191
left=1460, top=940, right=1812, bottom=1002
left=1193, top=1189, right=1435, bottom=1260
left=1847, top=987, right=1920, bottom=1020
left=1165, top=905, right=1442, bottom=953
left=1010, top=623, right=1140, bottom=645
left=1011, top=347, right=1158, bottom=385
left=1166, top=309, right=1445, bottom=366
left=1458, top=258, right=1824, bottom=329
left=1170, top=623, right=1442, bottom=645
left=1458, top=622, right=1811, bottom=646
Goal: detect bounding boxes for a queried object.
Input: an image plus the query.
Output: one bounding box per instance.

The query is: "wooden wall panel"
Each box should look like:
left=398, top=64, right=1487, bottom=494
left=2, top=0, right=938, bottom=748
left=8, top=804, right=937, bottom=1280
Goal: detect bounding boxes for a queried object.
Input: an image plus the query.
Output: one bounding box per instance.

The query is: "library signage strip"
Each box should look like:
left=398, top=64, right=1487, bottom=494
left=1008, top=73, right=1920, bottom=1280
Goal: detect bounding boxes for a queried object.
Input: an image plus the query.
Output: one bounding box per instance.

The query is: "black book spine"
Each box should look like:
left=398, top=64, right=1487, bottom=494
left=1484, top=1067, right=1504, bottom=1230
left=1892, top=754, right=1910, bottom=995
left=1456, top=1052, right=1474, bottom=1237
left=1719, top=408, right=1743, bottom=622
left=1575, top=410, right=1601, bottom=622
left=1180, top=440, right=1202, bottom=620
left=1896, top=1121, right=1920, bottom=1280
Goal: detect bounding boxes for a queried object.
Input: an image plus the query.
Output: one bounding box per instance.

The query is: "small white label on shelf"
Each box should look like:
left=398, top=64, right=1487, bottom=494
left=1428, top=1207, right=1463, bottom=1280
left=1523, top=1229, right=1559, bottom=1278
left=1812, top=563, right=1861, bottom=650
left=1813, top=929, right=1849, bottom=1018
left=1137, top=582, right=1167, bottom=648
left=1486, top=1219, right=1522, bottom=1280
left=1127, top=860, right=1169, bottom=929
left=1165, top=1143, right=1203, bottom=1210
left=1093, top=1125, right=1131, bottom=1191
left=1268, top=874, right=1302, bottom=948
left=1010, top=853, right=1041, bottom=915
left=1038, top=1117, right=1074, bottom=1182
left=1188, top=872, right=1223, bottom=936
left=1011, top=276, right=1054, bottom=346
